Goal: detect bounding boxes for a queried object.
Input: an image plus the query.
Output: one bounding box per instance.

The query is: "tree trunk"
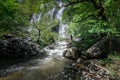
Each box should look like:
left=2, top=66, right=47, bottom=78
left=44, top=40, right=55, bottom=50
left=36, top=30, right=41, bottom=44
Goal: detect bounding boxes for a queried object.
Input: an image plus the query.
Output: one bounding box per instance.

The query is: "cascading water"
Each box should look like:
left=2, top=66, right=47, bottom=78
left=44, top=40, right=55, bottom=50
left=0, top=1, right=70, bottom=80
left=56, top=3, right=68, bottom=38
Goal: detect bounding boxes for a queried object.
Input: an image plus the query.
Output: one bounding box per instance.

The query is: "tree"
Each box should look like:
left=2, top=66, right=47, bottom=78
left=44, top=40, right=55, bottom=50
left=0, top=0, right=29, bottom=36
left=63, top=0, right=119, bottom=37
left=31, top=13, right=59, bottom=45
left=28, top=1, right=59, bottom=46
left=62, top=0, right=120, bottom=50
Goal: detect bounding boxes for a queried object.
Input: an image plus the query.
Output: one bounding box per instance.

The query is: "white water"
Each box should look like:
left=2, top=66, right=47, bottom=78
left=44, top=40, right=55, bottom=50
left=56, top=3, right=68, bottom=38
left=48, top=8, right=56, bottom=18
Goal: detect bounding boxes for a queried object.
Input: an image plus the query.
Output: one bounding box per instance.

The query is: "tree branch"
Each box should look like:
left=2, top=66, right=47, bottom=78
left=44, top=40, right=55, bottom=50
left=72, top=14, right=98, bottom=23
left=64, top=0, right=85, bottom=7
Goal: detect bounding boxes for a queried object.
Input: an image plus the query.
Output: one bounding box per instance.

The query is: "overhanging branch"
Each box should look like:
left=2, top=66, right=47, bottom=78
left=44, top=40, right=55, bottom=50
left=72, top=14, right=98, bottom=23
left=64, top=0, right=85, bottom=7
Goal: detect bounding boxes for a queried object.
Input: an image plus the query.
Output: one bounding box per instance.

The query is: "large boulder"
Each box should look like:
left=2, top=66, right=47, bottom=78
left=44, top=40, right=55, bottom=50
left=0, top=35, right=45, bottom=59
left=49, top=60, right=112, bottom=80
left=85, top=38, right=109, bottom=59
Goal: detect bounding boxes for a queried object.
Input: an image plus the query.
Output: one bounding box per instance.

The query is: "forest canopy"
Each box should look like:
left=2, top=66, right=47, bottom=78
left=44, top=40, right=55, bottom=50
left=62, top=0, right=120, bottom=38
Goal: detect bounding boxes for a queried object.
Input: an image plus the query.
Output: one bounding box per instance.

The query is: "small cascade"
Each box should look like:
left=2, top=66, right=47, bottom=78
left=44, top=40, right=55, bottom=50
left=44, top=41, right=68, bottom=58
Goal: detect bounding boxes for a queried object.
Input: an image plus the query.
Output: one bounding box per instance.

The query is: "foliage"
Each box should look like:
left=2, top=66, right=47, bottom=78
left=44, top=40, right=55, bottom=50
left=31, top=11, right=59, bottom=47
left=31, top=15, right=58, bottom=47
left=63, top=0, right=120, bottom=50
left=63, top=0, right=120, bottom=37
left=0, top=0, right=29, bottom=37
left=20, top=0, right=55, bottom=15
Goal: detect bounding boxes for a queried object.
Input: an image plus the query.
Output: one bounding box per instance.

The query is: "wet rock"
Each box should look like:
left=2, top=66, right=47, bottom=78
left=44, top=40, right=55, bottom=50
left=0, top=35, right=46, bottom=59
left=50, top=60, right=111, bottom=80
left=1, top=34, right=14, bottom=40
left=85, top=38, right=109, bottom=59
left=77, top=58, right=85, bottom=63
left=47, top=44, right=55, bottom=49
left=63, top=47, right=80, bottom=60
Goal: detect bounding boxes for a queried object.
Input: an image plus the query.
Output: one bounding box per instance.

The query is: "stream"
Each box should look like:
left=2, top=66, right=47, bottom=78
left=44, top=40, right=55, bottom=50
left=0, top=41, right=69, bottom=80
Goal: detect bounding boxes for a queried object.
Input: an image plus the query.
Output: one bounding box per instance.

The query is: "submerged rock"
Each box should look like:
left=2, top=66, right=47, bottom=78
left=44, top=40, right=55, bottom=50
left=0, top=35, right=45, bottom=59
left=50, top=60, right=112, bottom=80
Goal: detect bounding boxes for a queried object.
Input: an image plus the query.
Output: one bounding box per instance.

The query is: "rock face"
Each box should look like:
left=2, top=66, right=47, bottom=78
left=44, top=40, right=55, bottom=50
left=0, top=35, right=45, bottom=59
left=85, top=38, right=109, bottom=58
left=50, top=60, right=111, bottom=80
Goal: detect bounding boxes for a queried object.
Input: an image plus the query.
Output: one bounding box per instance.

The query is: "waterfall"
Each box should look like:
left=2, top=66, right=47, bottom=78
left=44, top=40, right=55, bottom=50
left=56, top=2, right=68, bottom=38
left=29, top=1, right=68, bottom=39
